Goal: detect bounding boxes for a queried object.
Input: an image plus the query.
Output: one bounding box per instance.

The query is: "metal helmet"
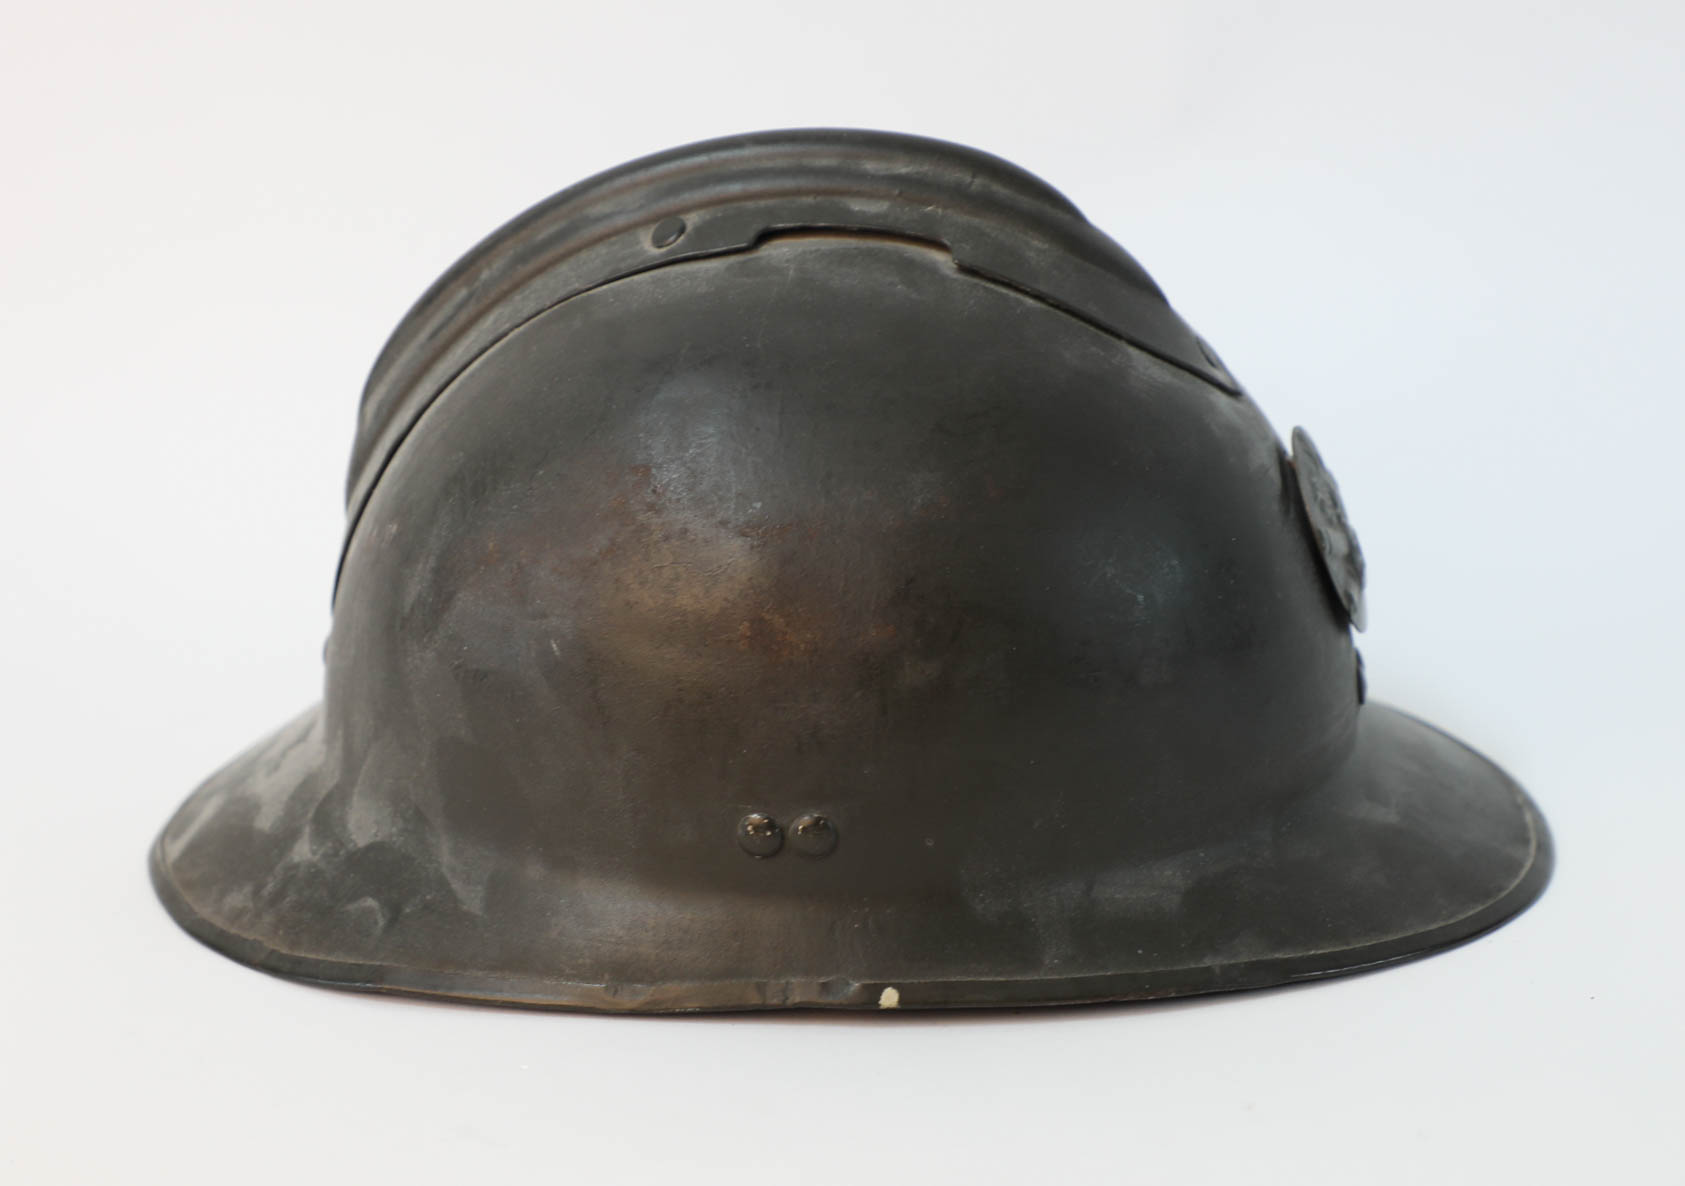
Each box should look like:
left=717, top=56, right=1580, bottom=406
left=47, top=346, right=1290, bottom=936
left=152, top=130, right=1551, bottom=1011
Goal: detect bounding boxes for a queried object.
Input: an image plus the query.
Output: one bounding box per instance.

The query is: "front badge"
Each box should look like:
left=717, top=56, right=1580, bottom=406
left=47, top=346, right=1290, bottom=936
left=1292, top=426, right=1367, bottom=631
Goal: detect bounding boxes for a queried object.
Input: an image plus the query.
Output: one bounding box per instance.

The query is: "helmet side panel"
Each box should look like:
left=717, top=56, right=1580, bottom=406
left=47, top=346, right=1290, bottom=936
left=321, top=235, right=1358, bottom=981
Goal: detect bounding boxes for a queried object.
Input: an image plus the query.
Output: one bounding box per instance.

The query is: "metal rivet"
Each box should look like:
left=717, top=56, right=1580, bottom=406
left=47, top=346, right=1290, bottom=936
left=789, top=813, right=838, bottom=858
left=651, top=216, right=686, bottom=248
left=737, top=812, right=782, bottom=857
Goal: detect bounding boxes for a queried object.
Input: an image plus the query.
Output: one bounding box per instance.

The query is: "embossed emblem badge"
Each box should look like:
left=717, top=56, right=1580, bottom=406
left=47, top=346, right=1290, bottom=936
left=1291, top=427, right=1367, bottom=631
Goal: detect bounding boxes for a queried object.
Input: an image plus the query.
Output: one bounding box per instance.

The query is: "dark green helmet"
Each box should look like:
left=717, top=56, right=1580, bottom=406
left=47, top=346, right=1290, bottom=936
left=152, top=130, right=1550, bottom=1011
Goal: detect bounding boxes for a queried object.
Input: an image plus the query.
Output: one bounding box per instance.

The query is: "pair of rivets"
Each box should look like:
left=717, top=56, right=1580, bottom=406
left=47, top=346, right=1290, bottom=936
left=737, top=812, right=838, bottom=859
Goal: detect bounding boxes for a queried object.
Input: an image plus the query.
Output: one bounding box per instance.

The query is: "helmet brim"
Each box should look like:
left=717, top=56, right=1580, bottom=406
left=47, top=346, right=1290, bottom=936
left=152, top=702, right=1549, bottom=1011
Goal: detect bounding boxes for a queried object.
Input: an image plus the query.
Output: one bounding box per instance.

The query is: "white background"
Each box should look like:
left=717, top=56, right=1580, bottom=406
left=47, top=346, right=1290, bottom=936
left=3, top=2, right=1680, bottom=1182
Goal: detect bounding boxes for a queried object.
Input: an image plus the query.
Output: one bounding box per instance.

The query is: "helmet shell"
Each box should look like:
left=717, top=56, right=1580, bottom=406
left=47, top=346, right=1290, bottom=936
left=152, top=131, right=1549, bottom=1010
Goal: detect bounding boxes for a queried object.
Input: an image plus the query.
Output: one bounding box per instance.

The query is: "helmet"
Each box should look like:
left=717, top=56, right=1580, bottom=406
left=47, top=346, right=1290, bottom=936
left=151, top=129, right=1550, bottom=1011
